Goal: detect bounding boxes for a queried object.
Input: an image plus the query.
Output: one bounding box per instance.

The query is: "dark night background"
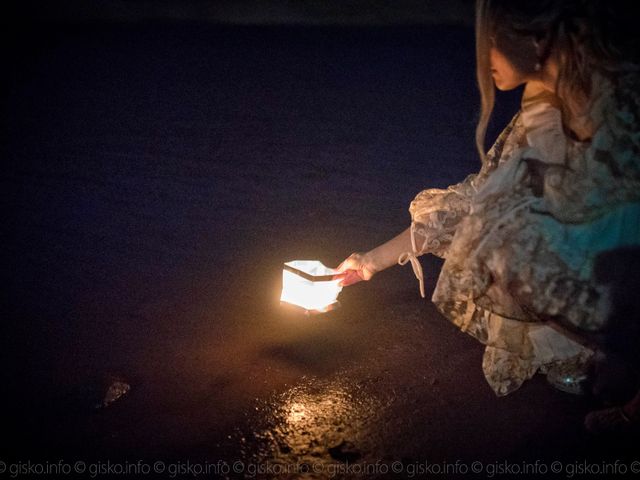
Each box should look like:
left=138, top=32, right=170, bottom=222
left=2, top=1, right=637, bottom=477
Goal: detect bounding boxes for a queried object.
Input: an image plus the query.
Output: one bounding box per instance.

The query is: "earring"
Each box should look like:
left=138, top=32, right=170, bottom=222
left=533, top=38, right=543, bottom=72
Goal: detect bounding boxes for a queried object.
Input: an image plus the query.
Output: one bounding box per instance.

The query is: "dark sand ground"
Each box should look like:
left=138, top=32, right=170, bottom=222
left=3, top=23, right=638, bottom=477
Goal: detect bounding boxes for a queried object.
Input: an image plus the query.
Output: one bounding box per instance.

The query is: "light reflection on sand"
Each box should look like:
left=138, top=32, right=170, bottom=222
left=240, top=374, right=389, bottom=471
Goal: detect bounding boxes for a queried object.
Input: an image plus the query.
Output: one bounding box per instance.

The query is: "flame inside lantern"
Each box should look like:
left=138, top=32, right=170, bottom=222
left=280, top=260, right=342, bottom=313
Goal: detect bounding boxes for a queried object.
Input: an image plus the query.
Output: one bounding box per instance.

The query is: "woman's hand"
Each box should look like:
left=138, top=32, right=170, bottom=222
left=333, top=252, right=377, bottom=287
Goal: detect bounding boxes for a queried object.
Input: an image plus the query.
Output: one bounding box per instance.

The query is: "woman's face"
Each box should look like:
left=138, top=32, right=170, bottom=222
left=490, top=46, right=529, bottom=91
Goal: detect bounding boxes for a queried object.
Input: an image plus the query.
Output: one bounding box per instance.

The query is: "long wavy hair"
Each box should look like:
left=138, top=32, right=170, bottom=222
left=475, top=0, right=639, bottom=162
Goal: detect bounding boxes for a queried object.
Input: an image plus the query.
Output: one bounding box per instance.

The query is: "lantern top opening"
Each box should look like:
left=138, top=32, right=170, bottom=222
left=283, top=260, right=338, bottom=282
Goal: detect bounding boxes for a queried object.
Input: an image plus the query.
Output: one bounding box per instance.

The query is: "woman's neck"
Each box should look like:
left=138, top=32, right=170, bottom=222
left=540, top=58, right=560, bottom=94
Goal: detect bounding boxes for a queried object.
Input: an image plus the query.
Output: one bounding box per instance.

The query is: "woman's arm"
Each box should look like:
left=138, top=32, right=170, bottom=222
left=335, top=227, right=413, bottom=286
left=336, top=112, right=523, bottom=295
left=365, top=227, right=413, bottom=273
left=336, top=173, right=479, bottom=297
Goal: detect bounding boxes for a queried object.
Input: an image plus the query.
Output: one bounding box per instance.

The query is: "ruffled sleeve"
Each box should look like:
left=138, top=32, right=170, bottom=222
left=400, top=113, right=522, bottom=298
left=408, top=173, right=479, bottom=259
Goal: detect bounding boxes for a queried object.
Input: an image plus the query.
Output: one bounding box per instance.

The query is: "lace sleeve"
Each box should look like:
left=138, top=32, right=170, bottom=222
left=399, top=113, right=524, bottom=297
left=398, top=174, right=478, bottom=298
left=408, top=174, right=478, bottom=260
left=410, top=113, right=523, bottom=260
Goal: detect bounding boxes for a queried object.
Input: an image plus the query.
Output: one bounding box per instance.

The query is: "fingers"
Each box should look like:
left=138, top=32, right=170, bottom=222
left=331, top=271, right=347, bottom=281
left=338, top=270, right=364, bottom=287
left=335, top=260, right=351, bottom=273
left=335, top=253, right=362, bottom=273
left=334, top=252, right=371, bottom=286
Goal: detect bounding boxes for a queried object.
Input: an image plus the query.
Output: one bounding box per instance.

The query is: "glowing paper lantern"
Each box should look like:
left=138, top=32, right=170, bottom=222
left=280, top=260, right=342, bottom=313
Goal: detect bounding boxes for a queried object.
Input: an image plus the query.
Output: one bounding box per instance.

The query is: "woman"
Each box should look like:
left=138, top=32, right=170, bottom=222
left=336, top=0, right=640, bottom=430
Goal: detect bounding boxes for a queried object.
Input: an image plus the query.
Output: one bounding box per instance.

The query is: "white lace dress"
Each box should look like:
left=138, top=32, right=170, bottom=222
left=402, top=73, right=640, bottom=396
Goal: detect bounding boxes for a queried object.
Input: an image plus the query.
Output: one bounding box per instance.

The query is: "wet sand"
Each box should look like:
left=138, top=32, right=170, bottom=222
left=3, top=22, right=637, bottom=476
